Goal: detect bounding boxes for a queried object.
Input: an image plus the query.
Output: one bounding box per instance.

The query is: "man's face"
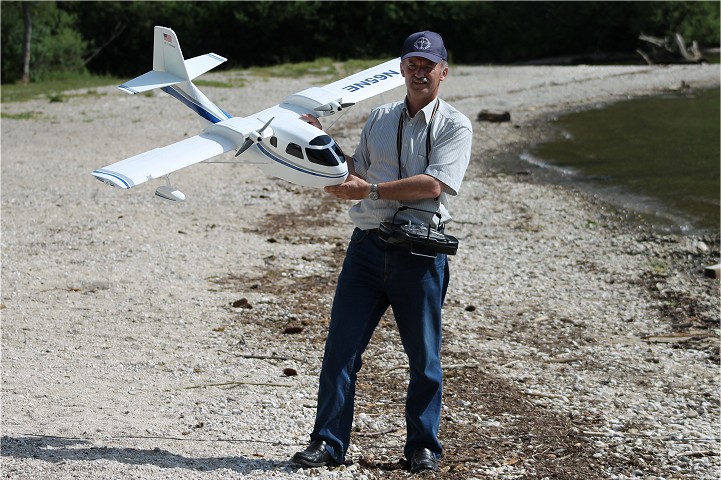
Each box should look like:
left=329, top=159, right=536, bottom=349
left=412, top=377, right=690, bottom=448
left=400, top=57, right=448, bottom=99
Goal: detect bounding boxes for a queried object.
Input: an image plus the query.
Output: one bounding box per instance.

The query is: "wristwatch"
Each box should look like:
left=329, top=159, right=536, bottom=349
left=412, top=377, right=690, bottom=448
left=368, top=183, right=380, bottom=200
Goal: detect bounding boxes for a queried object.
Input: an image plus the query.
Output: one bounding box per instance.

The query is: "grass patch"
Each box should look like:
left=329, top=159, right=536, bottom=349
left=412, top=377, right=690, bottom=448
left=194, top=79, right=236, bottom=89
left=648, top=258, right=669, bottom=275
left=245, top=57, right=388, bottom=82
left=47, top=92, right=66, bottom=103
left=338, top=58, right=396, bottom=77
left=247, top=57, right=338, bottom=79
left=2, top=74, right=121, bottom=103
left=0, top=111, right=43, bottom=120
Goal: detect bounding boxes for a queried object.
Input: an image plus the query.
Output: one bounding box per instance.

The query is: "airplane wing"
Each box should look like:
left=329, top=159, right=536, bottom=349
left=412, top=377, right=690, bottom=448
left=321, top=57, right=404, bottom=105
left=280, top=58, right=404, bottom=114
left=92, top=132, right=236, bottom=189
left=92, top=115, right=276, bottom=189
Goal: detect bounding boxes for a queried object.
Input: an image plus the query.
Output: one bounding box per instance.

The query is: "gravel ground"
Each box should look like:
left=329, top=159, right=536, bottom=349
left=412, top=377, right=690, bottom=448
left=1, top=63, right=719, bottom=480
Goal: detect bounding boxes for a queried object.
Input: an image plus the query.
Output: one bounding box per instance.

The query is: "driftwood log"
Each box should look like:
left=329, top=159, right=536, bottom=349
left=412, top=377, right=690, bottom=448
left=637, top=32, right=705, bottom=65
left=477, top=110, right=511, bottom=123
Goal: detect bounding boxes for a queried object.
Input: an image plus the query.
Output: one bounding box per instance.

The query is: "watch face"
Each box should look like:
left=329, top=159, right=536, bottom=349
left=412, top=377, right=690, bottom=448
left=369, top=184, right=379, bottom=200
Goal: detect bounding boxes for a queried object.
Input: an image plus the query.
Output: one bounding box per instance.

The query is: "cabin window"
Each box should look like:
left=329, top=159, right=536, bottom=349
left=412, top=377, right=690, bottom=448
left=270, top=136, right=278, bottom=148
left=306, top=147, right=339, bottom=167
left=286, top=142, right=304, bottom=159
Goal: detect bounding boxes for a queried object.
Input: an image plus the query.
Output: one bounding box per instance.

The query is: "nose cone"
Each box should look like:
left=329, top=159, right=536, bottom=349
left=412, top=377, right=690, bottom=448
left=325, top=163, right=348, bottom=187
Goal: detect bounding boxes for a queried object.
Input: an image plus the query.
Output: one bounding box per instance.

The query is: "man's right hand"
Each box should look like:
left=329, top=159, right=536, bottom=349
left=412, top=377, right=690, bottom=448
left=324, top=174, right=369, bottom=200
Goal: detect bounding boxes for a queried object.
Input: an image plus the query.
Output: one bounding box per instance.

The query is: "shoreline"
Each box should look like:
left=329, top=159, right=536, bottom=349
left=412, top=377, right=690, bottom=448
left=461, top=75, right=719, bottom=343
left=491, top=85, right=719, bottom=237
left=1, top=64, right=719, bottom=479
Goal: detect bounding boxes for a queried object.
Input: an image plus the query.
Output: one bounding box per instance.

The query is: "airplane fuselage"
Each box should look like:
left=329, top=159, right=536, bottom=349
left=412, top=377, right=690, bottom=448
left=202, top=104, right=348, bottom=188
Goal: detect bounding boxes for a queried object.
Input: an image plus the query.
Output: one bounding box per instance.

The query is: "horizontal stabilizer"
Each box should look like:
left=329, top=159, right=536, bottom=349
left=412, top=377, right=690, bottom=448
left=118, top=70, right=185, bottom=94
left=185, top=53, right=227, bottom=80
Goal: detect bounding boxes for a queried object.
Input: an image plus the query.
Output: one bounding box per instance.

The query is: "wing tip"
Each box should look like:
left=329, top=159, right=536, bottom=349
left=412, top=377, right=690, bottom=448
left=92, top=170, right=133, bottom=189
left=118, top=84, right=139, bottom=95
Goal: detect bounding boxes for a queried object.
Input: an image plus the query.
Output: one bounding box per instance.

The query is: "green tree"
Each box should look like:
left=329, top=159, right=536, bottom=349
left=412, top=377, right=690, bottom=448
left=647, top=1, right=720, bottom=44
left=3, top=1, right=719, bottom=84
left=1, top=1, right=87, bottom=83
left=2, top=2, right=27, bottom=83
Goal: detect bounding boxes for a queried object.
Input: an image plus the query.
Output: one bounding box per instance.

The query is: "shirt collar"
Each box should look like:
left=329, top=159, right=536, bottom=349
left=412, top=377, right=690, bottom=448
left=403, top=97, right=439, bottom=123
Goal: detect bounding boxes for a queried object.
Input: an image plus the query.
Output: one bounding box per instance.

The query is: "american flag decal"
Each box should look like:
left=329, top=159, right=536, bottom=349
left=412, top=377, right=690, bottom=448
left=163, top=33, right=172, bottom=43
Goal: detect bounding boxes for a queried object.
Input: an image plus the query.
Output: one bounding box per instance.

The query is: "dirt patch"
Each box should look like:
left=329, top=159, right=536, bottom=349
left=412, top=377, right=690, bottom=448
left=206, top=199, right=662, bottom=478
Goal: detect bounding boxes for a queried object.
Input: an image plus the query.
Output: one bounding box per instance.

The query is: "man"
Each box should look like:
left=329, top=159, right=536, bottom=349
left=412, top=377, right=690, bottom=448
left=292, top=31, right=472, bottom=473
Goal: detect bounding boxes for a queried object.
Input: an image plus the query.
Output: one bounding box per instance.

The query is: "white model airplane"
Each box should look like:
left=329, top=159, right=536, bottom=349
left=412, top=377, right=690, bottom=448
left=92, top=26, right=404, bottom=201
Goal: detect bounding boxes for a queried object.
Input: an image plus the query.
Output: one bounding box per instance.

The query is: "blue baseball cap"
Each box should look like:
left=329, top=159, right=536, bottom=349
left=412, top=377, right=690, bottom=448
left=401, top=31, right=447, bottom=63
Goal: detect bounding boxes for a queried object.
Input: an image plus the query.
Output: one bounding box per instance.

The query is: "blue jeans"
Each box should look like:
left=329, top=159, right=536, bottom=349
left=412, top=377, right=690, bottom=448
left=310, top=228, right=449, bottom=463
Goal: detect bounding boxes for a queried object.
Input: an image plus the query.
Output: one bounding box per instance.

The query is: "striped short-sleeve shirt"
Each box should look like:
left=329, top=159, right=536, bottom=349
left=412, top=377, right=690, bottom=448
left=349, top=97, right=473, bottom=230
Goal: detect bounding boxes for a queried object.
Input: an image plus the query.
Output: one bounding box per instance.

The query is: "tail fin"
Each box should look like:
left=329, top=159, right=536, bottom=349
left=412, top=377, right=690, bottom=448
left=118, top=26, right=226, bottom=94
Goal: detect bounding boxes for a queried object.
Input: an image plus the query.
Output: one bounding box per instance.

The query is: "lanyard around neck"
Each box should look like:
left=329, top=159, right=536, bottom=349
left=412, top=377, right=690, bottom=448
left=396, top=99, right=440, bottom=180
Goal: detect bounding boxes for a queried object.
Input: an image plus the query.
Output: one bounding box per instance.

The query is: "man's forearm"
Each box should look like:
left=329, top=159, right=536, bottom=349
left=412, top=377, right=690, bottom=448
left=326, top=157, right=443, bottom=201
left=374, top=175, right=443, bottom=201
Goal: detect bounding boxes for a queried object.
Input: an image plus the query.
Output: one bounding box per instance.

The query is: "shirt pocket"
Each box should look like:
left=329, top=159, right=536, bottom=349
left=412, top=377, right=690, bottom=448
left=404, top=153, right=428, bottom=176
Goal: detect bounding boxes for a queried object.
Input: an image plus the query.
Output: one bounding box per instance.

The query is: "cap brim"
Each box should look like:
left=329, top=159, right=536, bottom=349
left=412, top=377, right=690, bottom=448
left=401, top=52, right=445, bottom=64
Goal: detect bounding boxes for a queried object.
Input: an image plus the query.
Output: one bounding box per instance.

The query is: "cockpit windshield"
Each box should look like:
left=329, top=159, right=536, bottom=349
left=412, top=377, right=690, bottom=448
left=306, top=136, right=345, bottom=167
left=309, top=135, right=332, bottom=146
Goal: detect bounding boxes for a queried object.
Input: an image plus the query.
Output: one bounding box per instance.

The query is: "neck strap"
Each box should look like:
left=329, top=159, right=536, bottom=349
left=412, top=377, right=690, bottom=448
left=396, top=99, right=440, bottom=180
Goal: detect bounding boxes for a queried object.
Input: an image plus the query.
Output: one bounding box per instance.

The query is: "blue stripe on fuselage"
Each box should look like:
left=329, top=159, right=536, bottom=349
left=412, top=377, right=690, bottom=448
left=256, top=144, right=346, bottom=179
left=161, top=86, right=230, bottom=124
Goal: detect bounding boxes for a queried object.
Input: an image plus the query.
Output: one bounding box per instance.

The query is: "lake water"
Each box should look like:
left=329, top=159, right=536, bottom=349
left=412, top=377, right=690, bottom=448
left=500, top=87, right=720, bottom=235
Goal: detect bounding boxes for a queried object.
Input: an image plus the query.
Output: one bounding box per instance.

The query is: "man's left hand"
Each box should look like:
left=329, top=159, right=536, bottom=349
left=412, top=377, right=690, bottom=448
left=301, top=114, right=322, bottom=130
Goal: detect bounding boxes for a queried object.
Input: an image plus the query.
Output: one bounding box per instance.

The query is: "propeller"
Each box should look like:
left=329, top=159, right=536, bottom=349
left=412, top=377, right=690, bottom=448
left=314, top=100, right=355, bottom=114
left=235, top=117, right=274, bottom=157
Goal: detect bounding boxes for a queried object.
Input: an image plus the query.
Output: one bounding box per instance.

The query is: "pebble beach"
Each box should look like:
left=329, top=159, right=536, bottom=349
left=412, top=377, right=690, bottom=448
left=1, top=63, right=719, bottom=479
